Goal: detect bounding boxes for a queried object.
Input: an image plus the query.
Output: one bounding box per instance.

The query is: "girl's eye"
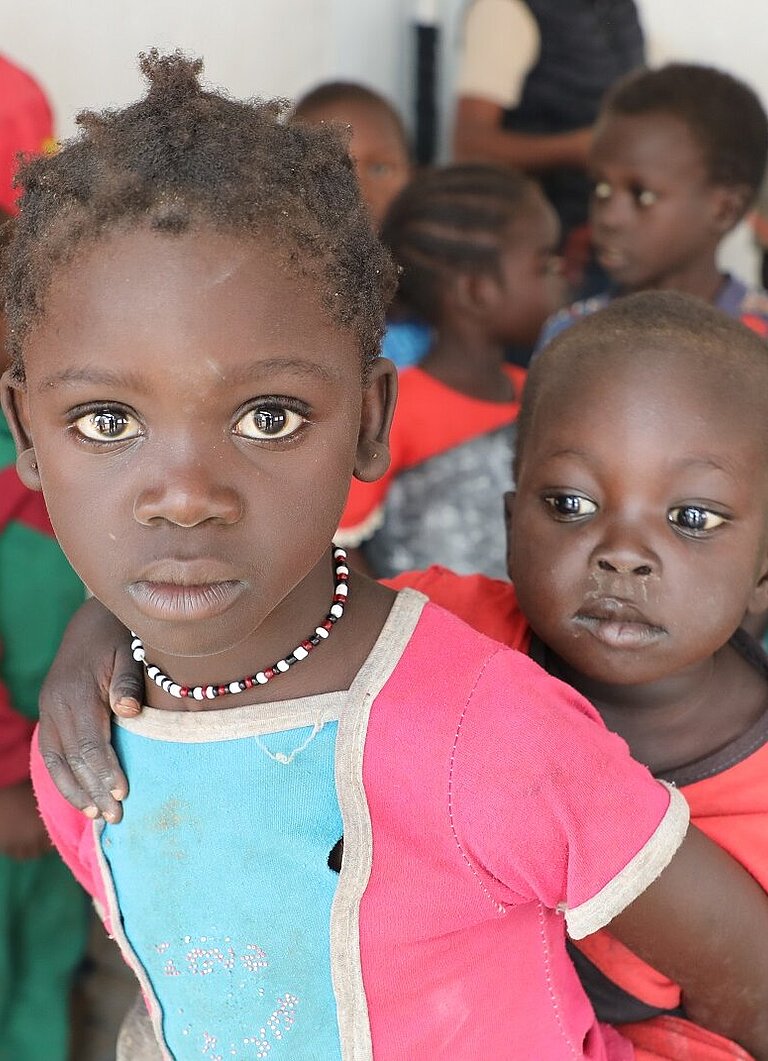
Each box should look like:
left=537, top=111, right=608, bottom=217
left=668, top=506, right=727, bottom=534
left=593, top=181, right=612, bottom=201
left=74, top=409, right=141, bottom=442
left=543, top=494, right=598, bottom=520
left=636, top=188, right=658, bottom=208
left=233, top=404, right=306, bottom=441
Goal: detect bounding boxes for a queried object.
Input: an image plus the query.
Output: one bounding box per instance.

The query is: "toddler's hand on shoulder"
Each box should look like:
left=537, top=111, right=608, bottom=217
left=38, top=597, right=143, bottom=824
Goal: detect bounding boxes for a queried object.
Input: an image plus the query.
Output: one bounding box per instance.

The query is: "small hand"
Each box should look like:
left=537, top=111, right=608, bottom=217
left=38, top=597, right=144, bottom=823
left=0, top=781, right=51, bottom=859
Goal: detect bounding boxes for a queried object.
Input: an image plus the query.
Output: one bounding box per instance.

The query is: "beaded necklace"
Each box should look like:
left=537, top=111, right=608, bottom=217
left=130, top=546, right=349, bottom=701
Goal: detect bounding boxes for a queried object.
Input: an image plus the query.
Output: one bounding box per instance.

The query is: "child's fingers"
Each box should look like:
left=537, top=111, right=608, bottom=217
left=109, top=640, right=145, bottom=720
left=38, top=727, right=125, bottom=822
left=36, top=726, right=111, bottom=819
left=37, top=696, right=127, bottom=821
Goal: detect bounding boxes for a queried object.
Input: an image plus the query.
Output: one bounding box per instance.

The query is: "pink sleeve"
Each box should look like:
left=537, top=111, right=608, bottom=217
left=29, top=727, right=111, bottom=928
left=0, top=681, right=34, bottom=787
left=452, top=650, right=689, bottom=938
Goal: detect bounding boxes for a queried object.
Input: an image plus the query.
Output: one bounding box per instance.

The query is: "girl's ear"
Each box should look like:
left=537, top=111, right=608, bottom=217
left=453, top=270, right=499, bottom=319
left=0, top=371, right=41, bottom=491
left=354, top=356, right=398, bottom=483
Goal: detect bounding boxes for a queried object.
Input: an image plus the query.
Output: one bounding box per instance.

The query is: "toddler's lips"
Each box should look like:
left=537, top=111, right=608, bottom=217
left=127, top=580, right=245, bottom=621
left=573, top=602, right=666, bottom=649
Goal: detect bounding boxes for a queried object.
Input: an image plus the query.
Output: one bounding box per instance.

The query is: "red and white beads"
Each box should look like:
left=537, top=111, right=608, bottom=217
left=130, top=547, right=349, bottom=700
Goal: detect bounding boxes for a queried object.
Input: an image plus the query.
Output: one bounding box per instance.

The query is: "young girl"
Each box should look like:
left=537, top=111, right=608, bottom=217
left=338, top=164, right=562, bottom=579
left=6, top=53, right=768, bottom=1061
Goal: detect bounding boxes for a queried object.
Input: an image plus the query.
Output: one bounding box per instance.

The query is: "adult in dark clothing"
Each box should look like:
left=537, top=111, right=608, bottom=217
left=453, top=0, right=644, bottom=293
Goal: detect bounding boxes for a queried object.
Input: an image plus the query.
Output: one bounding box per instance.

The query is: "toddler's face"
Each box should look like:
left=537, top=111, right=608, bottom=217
left=7, top=227, right=389, bottom=672
left=507, top=352, right=768, bottom=689
left=589, top=112, right=726, bottom=293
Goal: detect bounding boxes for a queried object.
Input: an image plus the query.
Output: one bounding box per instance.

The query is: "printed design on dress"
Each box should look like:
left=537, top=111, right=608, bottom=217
left=152, top=935, right=299, bottom=1057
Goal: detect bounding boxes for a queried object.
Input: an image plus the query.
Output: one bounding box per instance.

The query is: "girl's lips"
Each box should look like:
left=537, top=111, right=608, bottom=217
left=127, top=580, right=245, bottom=621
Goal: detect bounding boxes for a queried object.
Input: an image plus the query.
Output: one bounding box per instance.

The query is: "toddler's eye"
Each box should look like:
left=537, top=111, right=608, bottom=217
left=593, top=181, right=612, bottom=201
left=74, top=408, right=140, bottom=442
left=234, top=404, right=306, bottom=440
left=668, top=506, right=727, bottom=534
left=543, top=494, right=598, bottom=520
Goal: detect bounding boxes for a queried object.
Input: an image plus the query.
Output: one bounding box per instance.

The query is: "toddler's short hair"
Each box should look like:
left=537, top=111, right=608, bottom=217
left=603, top=63, right=768, bottom=202
left=5, top=51, right=397, bottom=381
left=516, top=291, right=768, bottom=477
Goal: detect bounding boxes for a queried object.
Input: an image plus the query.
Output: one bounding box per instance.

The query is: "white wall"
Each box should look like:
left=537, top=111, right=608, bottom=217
left=3, top=0, right=419, bottom=139
left=6, top=1, right=768, bottom=148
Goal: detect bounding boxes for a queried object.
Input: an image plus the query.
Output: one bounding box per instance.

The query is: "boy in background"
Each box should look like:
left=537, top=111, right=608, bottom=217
left=539, top=63, right=768, bottom=346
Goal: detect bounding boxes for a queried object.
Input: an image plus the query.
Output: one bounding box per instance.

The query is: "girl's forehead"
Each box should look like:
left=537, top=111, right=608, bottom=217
left=24, top=227, right=359, bottom=383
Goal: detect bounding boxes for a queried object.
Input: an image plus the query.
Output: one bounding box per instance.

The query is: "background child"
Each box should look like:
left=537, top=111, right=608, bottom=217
left=290, top=80, right=428, bottom=370
left=338, top=163, right=562, bottom=579
left=538, top=63, right=768, bottom=347
left=291, top=80, right=411, bottom=232
left=0, top=210, right=88, bottom=1058
left=5, top=51, right=768, bottom=1061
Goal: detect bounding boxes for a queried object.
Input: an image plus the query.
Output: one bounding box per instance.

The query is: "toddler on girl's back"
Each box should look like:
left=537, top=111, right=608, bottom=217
left=8, top=54, right=768, bottom=1061
left=395, top=292, right=768, bottom=1060
left=338, top=164, right=562, bottom=579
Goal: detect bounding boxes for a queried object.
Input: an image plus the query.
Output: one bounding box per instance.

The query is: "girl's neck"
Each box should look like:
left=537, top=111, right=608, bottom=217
left=420, top=329, right=514, bottom=402
left=141, top=569, right=396, bottom=712
left=544, top=639, right=768, bottom=775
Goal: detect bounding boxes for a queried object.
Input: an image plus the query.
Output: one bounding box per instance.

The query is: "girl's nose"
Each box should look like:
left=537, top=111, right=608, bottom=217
left=133, top=463, right=243, bottom=528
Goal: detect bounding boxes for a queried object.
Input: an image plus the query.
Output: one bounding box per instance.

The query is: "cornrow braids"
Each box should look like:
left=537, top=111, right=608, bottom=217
left=5, top=50, right=397, bottom=382
left=603, top=63, right=768, bottom=199
left=380, top=164, right=541, bottom=325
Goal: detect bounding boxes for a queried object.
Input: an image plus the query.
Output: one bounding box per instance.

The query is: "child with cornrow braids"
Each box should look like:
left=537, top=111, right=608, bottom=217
left=6, top=51, right=768, bottom=1061
left=337, top=163, right=563, bottom=579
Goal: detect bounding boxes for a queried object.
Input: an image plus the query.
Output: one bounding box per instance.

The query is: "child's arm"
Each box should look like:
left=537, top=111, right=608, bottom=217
left=460, top=647, right=768, bottom=1059
left=607, top=825, right=768, bottom=1058
left=37, top=597, right=141, bottom=823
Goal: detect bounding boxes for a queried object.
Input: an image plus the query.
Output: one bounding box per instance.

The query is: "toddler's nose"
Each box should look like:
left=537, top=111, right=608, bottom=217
left=591, top=521, right=658, bottom=578
left=596, top=556, right=653, bottom=577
